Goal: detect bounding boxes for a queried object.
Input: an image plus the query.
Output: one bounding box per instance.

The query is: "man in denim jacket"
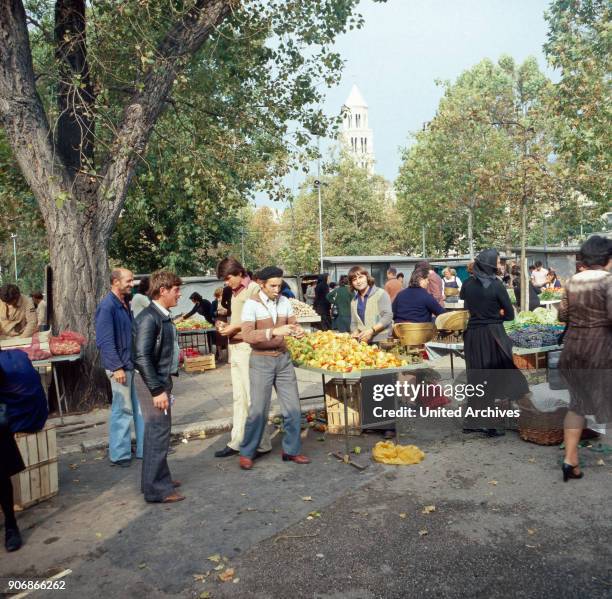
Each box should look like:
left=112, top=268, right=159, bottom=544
left=95, top=268, right=144, bottom=467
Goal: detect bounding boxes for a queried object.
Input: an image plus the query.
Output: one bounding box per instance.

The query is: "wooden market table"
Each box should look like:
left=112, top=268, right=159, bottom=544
left=32, top=352, right=82, bottom=424
left=177, top=327, right=216, bottom=354
left=294, top=362, right=426, bottom=467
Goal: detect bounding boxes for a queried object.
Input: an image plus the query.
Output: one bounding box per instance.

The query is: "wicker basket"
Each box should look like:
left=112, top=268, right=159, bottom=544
left=517, top=395, right=567, bottom=445
left=444, top=287, right=460, bottom=297
left=393, top=323, right=436, bottom=346
left=435, top=310, right=469, bottom=332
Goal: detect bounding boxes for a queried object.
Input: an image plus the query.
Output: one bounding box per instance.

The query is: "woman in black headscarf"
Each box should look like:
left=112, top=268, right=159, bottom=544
left=460, top=249, right=528, bottom=435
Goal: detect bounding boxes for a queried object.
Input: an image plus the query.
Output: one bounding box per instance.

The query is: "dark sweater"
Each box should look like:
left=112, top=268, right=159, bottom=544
left=460, top=277, right=514, bottom=327
left=392, top=287, right=445, bottom=323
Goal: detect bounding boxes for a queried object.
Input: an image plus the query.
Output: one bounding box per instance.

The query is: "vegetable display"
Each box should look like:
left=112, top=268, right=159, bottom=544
left=539, top=289, right=564, bottom=301
left=287, top=331, right=407, bottom=372
left=175, top=319, right=212, bottom=330
left=504, top=308, right=560, bottom=333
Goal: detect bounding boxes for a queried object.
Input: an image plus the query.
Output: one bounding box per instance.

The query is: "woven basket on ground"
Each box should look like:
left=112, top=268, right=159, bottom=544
left=517, top=394, right=567, bottom=445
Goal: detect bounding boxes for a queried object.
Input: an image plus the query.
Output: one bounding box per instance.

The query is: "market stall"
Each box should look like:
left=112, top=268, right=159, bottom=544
left=289, top=298, right=321, bottom=331
left=288, top=331, right=426, bottom=467
left=175, top=317, right=215, bottom=354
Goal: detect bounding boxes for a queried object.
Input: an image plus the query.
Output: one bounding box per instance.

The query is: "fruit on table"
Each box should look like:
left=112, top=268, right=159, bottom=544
left=176, top=319, right=212, bottom=330
left=287, top=331, right=408, bottom=372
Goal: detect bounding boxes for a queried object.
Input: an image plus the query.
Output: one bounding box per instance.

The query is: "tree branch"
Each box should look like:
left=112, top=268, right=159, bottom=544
left=97, top=0, right=235, bottom=236
left=0, top=0, right=71, bottom=231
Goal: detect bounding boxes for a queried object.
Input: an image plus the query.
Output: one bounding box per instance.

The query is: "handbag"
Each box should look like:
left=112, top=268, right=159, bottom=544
left=330, top=290, right=339, bottom=318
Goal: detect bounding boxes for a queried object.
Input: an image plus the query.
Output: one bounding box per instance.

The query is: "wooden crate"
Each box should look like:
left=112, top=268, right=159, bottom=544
left=183, top=354, right=216, bottom=373
left=325, top=379, right=362, bottom=435
left=513, top=352, right=548, bottom=384
left=11, top=422, right=58, bottom=510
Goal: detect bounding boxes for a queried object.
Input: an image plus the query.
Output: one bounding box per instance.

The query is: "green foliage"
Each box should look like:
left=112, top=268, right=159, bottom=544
left=396, top=56, right=563, bottom=256
left=0, top=133, right=47, bottom=292
left=276, top=152, right=401, bottom=273
left=544, top=0, right=611, bottom=208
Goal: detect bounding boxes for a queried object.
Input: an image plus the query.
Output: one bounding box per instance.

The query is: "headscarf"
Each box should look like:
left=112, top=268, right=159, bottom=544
left=473, top=249, right=499, bottom=288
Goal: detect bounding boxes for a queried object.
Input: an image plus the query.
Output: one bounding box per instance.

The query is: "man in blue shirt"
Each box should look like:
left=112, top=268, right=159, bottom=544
left=95, top=268, right=144, bottom=467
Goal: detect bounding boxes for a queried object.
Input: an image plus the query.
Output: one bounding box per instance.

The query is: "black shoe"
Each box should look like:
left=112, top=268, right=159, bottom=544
left=5, top=527, right=22, bottom=552
left=253, top=450, right=271, bottom=460
left=214, top=446, right=239, bottom=458
left=562, top=462, right=584, bottom=482
left=110, top=459, right=131, bottom=468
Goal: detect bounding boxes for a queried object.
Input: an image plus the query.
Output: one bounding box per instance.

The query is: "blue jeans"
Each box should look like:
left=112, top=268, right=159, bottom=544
left=107, top=370, right=144, bottom=461
left=240, top=352, right=302, bottom=458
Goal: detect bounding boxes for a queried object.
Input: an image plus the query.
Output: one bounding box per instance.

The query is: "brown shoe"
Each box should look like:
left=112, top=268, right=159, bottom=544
left=282, top=453, right=311, bottom=464
left=172, top=480, right=181, bottom=488
left=239, top=456, right=254, bottom=470
left=162, top=492, right=185, bottom=503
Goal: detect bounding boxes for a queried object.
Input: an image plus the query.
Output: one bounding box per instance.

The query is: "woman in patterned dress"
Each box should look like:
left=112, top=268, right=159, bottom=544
left=558, top=236, right=612, bottom=481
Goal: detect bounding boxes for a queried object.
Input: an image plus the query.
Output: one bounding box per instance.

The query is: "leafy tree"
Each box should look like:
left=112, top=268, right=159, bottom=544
left=277, top=152, right=401, bottom=273
left=544, top=0, right=611, bottom=209
left=0, top=0, right=376, bottom=403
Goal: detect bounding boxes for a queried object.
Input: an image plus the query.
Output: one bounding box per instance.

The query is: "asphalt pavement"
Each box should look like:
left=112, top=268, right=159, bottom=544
left=2, top=414, right=610, bottom=599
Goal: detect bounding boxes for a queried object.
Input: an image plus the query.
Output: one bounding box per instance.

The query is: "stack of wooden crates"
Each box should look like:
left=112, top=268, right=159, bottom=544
left=11, top=422, right=58, bottom=510
left=183, top=354, right=216, bottom=373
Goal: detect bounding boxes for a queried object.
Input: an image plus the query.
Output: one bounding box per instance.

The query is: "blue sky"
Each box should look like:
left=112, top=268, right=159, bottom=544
left=257, top=0, right=556, bottom=206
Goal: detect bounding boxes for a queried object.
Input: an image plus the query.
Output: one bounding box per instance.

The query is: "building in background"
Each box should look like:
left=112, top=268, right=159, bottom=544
left=339, top=84, right=375, bottom=173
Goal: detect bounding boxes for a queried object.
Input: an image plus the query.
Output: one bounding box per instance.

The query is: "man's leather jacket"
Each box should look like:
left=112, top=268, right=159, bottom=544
left=133, top=302, right=177, bottom=397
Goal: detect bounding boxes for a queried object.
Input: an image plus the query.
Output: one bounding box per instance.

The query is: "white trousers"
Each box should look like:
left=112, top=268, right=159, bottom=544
left=228, top=342, right=272, bottom=452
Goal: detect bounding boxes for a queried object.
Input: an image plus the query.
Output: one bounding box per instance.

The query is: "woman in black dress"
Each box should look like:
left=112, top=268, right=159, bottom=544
left=460, top=249, right=528, bottom=435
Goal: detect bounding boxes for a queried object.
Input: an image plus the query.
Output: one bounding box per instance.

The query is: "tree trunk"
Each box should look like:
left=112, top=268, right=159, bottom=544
left=520, top=196, right=528, bottom=313
left=47, top=198, right=111, bottom=410
left=467, top=203, right=475, bottom=259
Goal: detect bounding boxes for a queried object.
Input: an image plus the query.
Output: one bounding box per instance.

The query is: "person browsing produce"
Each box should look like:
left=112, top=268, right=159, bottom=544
left=348, top=266, right=393, bottom=344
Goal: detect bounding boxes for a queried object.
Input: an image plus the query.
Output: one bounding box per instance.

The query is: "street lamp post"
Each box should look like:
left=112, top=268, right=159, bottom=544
left=314, top=178, right=324, bottom=273
left=10, top=233, right=18, bottom=281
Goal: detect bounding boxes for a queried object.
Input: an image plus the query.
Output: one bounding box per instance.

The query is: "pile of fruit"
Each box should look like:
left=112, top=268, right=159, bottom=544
left=176, top=318, right=212, bottom=330
left=508, top=324, right=565, bottom=348
left=289, top=298, right=318, bottom=318
left=287, top=331, right=407, bottom=372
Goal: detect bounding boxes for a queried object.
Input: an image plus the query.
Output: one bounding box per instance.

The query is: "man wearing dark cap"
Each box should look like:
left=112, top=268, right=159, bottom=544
left=239, top=266, right=310, bottom=470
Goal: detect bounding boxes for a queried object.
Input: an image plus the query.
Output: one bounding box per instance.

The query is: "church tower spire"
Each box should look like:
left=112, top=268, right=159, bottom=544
left=339, top=84, right=375, bottom=172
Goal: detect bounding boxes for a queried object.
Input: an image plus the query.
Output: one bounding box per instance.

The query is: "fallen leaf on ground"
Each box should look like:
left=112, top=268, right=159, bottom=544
left=418, top=529, right=428, bottom=537
left=199, top=592, right=210, bottom=599
left=69, top=464, right=78, bottom=470
left=182, top=438, right=188, bottom=444
left=488, top=480, right=498, bottom=485
left=218, top=568, right=235, bottom=582
left=528, top=458, right=536, bottom=463
left=95, top=532, right=102, bottom=538
left=207, top=554, right=221, bottom=563
left=301, top=496, right=313, bottom=501
left=138, top=563, right=147, bottom=569
left=308, top=511, right=321, bottom=518
left=316, top=553, right=324, bottom=558
left=192, top=574, right=207, bottom=582
left=422, top=505, right=436, bottom=514
left=399, top=513, right=407, bottom=519
left=233, top=578, right=240, bottom=583
left=306, top=516, right=314, bottom=520
left=597, top=459, right=605, bottom=466
left=527, top=528, right=536, bottom=535
left=214, top=564, right=225, bottom=572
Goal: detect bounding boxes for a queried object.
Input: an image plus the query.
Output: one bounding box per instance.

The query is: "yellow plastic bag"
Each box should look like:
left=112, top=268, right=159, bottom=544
left=372, top=441, right=425, bottom=465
